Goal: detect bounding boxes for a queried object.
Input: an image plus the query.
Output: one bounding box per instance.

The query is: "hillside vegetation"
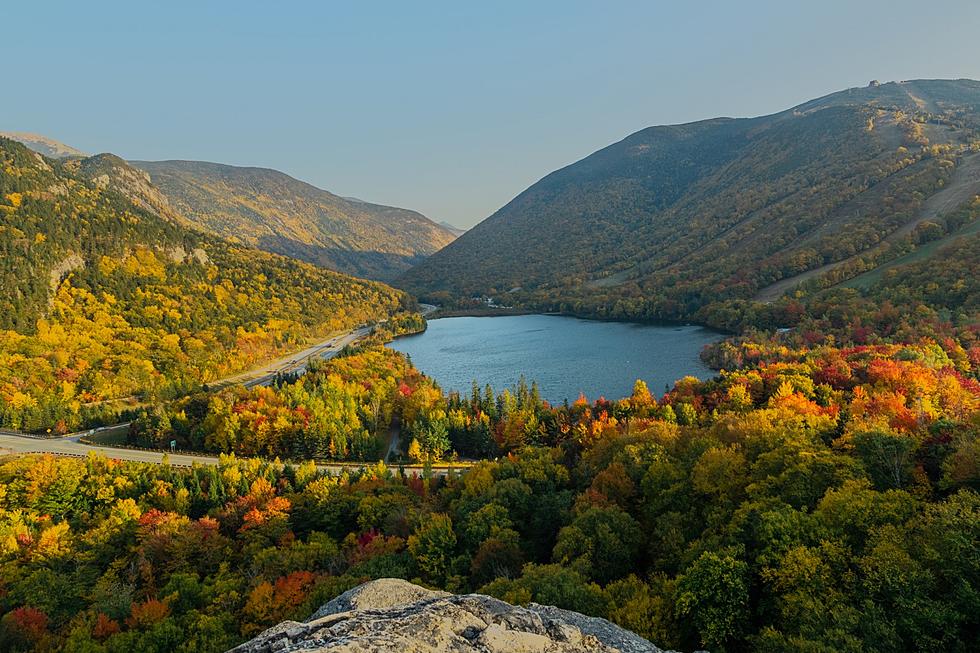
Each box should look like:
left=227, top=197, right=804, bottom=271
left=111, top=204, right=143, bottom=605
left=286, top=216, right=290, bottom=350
left=0, top=323, right=977, bottom=651
left=132, top=160, right=457, bottom=281
left=400, top=79, right=980, bottom=324
left=79, top=272, right=976, bottom=651
left=0, top=137, right=408, bottom=432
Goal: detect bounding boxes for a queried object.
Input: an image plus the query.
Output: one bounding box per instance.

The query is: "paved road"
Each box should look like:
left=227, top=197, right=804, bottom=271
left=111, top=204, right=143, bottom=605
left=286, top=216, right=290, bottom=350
left=221, top=326, right=373, bottom=389
left=2, top=321, right=374, bottom=438
left=0, top=306, right=451, bottom=474
left=0, top=431, right=222, bottom=467
left=0, top=322, right=375, bottom=463
left=229, top=302, right=435, bottom=387
left=0, top=430, right=466, bottom=477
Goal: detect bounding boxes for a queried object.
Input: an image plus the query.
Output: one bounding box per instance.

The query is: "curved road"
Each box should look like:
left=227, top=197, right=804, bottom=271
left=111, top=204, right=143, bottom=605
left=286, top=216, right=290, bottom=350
left=0, top=430, right=460, bottom=477
left=0, top=430, right=222, bottom=467
left=0, top=305, right=455, bottom=475
left=219, top=325, right=373, bottom=389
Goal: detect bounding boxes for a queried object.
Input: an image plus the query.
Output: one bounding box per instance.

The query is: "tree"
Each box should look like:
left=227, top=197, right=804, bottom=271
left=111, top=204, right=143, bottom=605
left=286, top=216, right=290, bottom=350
left=419, top=418, right=450, bottom=461
left=852, top=430, right=916, bottom=489
left=481, top=563, right=608, bottom=618
left=407, top=513, right=457, bottom=585
left=605, top=575, right=679, bottom=650
left=470, top=531, right=524, bottom=586
left=407, top=438, right=423, bottom=463
left=553, top=506, right=643, bottom=584
left=676, top=551, right=750, bottom=651
left=675, top=403, right=698, bottom=426
left=0, top=606, right=50, bottom=651
left=941, top=436, right=980, bottom=491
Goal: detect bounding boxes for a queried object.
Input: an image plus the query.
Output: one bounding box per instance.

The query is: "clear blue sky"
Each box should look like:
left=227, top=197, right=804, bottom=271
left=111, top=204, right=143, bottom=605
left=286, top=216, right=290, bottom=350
left=4, top=0, right=980, bottom=228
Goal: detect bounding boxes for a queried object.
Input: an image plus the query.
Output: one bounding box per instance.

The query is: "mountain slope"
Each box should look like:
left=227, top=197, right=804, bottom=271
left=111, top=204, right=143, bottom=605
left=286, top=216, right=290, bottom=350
left=400, top=79, right=980, bottom=320
left=131, top=160, right=457, bottom=281
left=439, top=220, right=467, bottom=236
left=0, top=137, right=407, bottom=432
left=0, top=130, right=87, bottom=158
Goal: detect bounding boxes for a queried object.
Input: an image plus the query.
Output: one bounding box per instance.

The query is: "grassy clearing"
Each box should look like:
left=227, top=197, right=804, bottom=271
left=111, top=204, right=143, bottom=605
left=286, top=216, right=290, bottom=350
left=841, top=218, right=980, bottom=290
left=84, top=424, right=130, bottom=445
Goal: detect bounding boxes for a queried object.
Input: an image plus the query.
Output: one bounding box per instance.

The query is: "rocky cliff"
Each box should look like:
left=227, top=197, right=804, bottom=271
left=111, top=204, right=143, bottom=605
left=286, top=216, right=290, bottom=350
left=231, top=578, right=680, bottom=653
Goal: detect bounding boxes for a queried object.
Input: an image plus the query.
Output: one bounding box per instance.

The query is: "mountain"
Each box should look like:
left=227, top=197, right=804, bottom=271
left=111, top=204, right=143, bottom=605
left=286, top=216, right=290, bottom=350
left=400, top=79, right=980, bottom=322
left=232, top=579, right=671, bottom=653
left=0, top=130, right=87, bottom=158
left=439, top=220, right=467, bottom=236
left=130, top=160, right=458, bottom=281
left=0, top=137, right=407, bottom=432
left=74, top=152, right=194, bottom=227
left=2, top=133, right=457, bottom=281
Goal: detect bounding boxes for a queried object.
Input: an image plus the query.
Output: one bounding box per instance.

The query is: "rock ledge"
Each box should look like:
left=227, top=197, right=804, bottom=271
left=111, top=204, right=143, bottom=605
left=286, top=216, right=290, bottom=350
left=230, top=578, right=677, bottom=652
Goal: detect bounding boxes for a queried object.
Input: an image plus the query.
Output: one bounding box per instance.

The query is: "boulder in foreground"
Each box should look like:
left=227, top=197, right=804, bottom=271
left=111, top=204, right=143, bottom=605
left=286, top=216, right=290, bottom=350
left=230, top=578, right=681, bottom=652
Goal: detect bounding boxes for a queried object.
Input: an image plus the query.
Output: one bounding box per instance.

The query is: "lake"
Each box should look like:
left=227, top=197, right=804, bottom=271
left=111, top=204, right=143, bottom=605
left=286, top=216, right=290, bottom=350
left=387, top=314, right=722, bottom=404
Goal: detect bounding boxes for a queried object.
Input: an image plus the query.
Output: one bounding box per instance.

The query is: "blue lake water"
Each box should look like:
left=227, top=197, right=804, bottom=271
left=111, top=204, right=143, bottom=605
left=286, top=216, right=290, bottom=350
left=387, top=314, right=722, bottom=404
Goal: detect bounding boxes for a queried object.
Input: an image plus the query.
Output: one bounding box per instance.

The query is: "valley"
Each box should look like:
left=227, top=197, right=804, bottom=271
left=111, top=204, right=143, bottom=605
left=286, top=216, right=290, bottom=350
left=1, top=74, right=979, bottom=653
left=0, top=136, right=409, bottom=434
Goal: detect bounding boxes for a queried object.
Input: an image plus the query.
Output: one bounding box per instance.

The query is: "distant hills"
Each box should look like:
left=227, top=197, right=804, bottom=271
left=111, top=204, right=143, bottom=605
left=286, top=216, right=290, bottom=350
left=130, top=160, right=456, bottom=281
left=2, top=131, right=456, bottom=282
left=438, top=221, right=467, bottom=236
left=0, top=131, right=87, bottom=158
left=400, top=79, right=980, bottom=323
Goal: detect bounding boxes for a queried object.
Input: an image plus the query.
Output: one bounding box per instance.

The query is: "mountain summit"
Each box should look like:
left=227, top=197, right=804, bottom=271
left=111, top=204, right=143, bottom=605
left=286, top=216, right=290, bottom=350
left=399, top=79, right=980, bottom=320
left=0, top=131, right=87, bottom=159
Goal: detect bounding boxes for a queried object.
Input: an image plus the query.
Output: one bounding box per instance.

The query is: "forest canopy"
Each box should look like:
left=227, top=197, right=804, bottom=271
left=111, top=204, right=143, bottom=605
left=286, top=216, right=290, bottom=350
left=1, top=325, right=978, bottom=651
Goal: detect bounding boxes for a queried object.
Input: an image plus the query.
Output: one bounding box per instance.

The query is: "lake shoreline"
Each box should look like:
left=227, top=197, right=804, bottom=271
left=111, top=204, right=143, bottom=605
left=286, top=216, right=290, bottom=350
left=428, top=306, right=732, bottom=334
left=388, top=314, right=722, bottom=404
left=427, top=307, right=542, bottom=319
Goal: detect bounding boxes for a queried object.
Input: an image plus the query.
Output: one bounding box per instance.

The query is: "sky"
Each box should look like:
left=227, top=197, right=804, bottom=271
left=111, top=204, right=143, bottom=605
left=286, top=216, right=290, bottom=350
left=4, top=1, right=980, bottom=228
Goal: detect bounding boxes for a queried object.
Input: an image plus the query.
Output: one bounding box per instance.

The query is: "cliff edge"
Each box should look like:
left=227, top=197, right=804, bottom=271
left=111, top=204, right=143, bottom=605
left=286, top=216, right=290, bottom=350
left=230, top=578, right=680, bottom=652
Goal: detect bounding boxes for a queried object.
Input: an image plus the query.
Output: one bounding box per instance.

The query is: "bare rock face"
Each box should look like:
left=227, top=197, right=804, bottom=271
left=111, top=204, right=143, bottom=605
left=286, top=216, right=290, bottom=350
left=307, top=577, right=450, bottom=621
left=230, top=578, right=674, bottom=653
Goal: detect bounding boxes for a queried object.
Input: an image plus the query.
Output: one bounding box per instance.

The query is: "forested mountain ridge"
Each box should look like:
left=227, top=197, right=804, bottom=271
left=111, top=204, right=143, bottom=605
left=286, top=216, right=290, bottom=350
left=74, top=153, right=195, bottom=229
left=400, top=79, right=980, bottom=322
left=0, top=137, right=409, bottom=432
left=131, top=160, right=457, bottom=281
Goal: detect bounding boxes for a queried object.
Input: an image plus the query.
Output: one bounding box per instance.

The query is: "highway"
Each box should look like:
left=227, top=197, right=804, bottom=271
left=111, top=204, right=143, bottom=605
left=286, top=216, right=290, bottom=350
left=0, top=322, right=372, bottom=465
left=0, top=305, right=457, bottom=476
left=0, top=429, right=463, bottom=476
left=225, top=303, right=434, bottom=389
left=0, top=430, right=222, bottom=467
left=222, top=326, right=373, bottom=389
